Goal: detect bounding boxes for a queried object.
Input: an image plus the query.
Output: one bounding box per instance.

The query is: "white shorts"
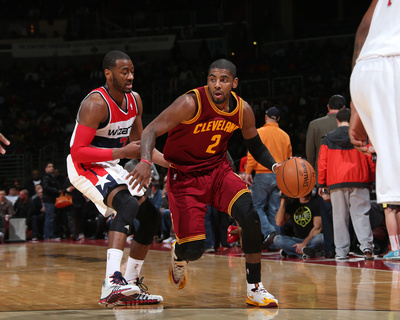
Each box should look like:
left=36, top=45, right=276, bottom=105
left=350, top=56, right=400, bottom=204
left=66, top=155, right=145, bottom=216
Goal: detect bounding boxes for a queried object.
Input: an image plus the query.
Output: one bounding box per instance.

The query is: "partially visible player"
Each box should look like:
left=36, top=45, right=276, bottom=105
left=350, top=0, right=400, bottom=260
left=67, top=50, right=168, bottom=307
left=128, top=58, right=279, bottom=308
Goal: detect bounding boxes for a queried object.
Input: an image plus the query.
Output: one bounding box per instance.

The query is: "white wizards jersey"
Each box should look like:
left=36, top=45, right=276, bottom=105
left=357, top=0, right=400, bottom=62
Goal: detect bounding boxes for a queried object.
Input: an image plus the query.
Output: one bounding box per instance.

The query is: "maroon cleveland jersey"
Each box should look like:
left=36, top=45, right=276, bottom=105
left=163, top=86, right=244, bottom=172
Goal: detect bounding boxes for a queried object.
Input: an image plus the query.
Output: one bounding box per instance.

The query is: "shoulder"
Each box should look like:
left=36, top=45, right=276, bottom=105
left=242, top=100, right=254, bottom=116
left=81, top=92, right=107, bottom=110
left=131, top=91, right=141, bottom=101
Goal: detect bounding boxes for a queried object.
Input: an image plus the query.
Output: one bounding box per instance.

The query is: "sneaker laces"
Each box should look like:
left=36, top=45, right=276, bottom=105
left=111, top=271, right=128, bottom=285
left=252, top=285, right=275, bottom=300
left=135, top=277, right=149, bottom=293
left=173, top=261, right=186, bottom=279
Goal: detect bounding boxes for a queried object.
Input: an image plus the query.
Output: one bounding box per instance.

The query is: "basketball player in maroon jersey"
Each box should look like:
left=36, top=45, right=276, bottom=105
left=67, top=50, right=168, bottom=307
left=128, top=59, right=280, bottom=308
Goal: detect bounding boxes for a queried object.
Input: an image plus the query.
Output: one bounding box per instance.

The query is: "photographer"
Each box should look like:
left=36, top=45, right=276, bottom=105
left=273, top=189, right=324, bottom=259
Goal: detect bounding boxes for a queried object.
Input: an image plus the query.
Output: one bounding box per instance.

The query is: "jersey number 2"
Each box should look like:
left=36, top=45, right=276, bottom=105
left=206, top=135, right=221, bottom=154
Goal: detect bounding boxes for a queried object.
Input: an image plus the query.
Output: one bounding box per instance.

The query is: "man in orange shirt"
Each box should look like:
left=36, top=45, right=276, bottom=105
left=243, top=107, right=292, bottom=249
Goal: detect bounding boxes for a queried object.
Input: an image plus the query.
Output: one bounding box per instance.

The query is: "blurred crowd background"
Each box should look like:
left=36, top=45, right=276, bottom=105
left=0, top=0, right=369, bottom=189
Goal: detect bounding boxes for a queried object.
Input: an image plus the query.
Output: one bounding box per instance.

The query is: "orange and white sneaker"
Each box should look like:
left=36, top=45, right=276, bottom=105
left=169, top=241, right=188, bottom=290
left=246, top=282, right=278, bottom=308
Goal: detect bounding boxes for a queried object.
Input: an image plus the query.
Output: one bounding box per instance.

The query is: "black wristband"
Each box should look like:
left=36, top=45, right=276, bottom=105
left=244, top=135, right=276, bottom=171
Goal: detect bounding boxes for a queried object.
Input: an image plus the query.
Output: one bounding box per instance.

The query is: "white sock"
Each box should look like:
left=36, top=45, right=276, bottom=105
left=124, top=257, right=144, bottom=283
left=106, top=248, right=123, bottom=277
left=389, top=235, right=400, bottom=251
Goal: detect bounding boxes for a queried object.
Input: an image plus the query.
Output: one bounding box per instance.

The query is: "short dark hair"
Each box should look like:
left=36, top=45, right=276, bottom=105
left=208, top=59, right=237, bottom=78
left=328, top=94, right=346, bottom=110
left=102, top=50, right=131, bottom=71
left=336, top=107, right=351, bottom=123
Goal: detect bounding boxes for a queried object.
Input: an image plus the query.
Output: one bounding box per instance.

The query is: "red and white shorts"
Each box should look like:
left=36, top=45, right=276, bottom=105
left=66, top=154, right=144, bottom=217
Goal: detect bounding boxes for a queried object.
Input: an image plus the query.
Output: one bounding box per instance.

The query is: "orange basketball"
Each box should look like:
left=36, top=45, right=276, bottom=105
left=276, top=158, right=316, bottom=198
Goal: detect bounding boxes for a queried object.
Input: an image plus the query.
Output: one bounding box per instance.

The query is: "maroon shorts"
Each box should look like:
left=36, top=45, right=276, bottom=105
left=167, top=160, right=249, bottom=244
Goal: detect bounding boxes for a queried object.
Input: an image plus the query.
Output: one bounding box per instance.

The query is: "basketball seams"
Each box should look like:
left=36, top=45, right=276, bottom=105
left=276, top=158, right=316, bottom=199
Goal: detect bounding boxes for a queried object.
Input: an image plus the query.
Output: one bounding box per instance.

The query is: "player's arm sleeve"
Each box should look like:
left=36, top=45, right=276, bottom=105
left=244, top=135, right=276, bottom=171
left=70, top=123, right=113, bottom=163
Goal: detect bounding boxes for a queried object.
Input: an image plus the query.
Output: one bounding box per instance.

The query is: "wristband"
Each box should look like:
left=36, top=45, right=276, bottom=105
left=140, top=159, right=152, bottom=166
left=272, top=163, right=278, bottom=174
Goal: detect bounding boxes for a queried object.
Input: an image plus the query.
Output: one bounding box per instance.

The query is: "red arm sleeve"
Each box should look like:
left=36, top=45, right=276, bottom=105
left=70, top=124, right=113, bottom=163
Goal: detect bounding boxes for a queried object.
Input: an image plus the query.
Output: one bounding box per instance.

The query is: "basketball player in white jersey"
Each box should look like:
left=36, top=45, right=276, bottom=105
left=350, top=0, right=400, bottom=260
left=67, top=50, right=169, bottom=306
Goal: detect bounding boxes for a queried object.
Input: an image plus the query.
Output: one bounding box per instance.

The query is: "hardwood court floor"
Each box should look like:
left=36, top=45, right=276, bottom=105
left=1, top=239, right=400, bottom=319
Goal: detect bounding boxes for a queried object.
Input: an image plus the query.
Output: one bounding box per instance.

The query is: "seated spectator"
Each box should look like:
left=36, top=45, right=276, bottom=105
left=0, top=188, right=15, bottom=219
left=13, top=189, right=34, bottom=239
left=13, top=189, right=34, bottom=219
left=0, top=188, right=15, bottom=241
left=24, top=169, right=41, bottom=198
left=273, top=191, right=324, bottom=258
left=31, top=186, right=45, bottom=240
left=6, top=186, right=19, bottom=206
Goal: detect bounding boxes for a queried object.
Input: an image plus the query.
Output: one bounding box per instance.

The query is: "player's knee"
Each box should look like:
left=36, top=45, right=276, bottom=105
left=133, top=198, right=161, bottom=245
left=231, top=193, right=260, bottom=230
left=109, top=189, right=139, bottom=235
left=175, top=240, right=205, bottom=261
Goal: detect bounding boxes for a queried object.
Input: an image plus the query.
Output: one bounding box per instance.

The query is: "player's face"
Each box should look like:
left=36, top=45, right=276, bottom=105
left=207, top=68, right=238, bottom=105
left=111, top=59, right=134, bottom=93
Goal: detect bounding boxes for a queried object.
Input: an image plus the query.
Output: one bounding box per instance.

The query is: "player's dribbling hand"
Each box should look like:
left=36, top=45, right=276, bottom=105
left=126, top=160, right=152, bottom=191
left=0, top=133, right=10, bottom=154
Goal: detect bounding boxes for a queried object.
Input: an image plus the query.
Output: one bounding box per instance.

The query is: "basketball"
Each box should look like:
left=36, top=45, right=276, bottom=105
left=276, top=158, right=316, bottom=198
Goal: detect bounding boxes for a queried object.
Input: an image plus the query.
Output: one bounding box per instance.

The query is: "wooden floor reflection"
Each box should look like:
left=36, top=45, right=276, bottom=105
left=1, top=240, right=400, bottom=319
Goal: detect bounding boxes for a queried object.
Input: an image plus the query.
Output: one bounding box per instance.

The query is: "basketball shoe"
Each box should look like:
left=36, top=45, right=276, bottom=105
left=246, top=282, right=278, bottom=308
left=383, top=249, right=400, bottom=260
left=116, top=277, right=163, bottom=305
left=98, top=271, right=141, bottom=307
left=169, top=241, right=188, bottom=290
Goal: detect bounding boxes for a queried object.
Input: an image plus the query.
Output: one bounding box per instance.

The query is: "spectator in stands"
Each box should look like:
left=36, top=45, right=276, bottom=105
left=318, top=108, right=375, bottom=260
left=0, top=189, right=15, bottom=219
left=273, top=191, right=324, bottom=259
left=64, top=177, right=86, bottom=241
left=149, top=181, right=162, bottom=214
left=0, top=189, right=14, bottom=242
left=6, top=186, right=19, bottom=206
left=12, top=189, right=34, bottom=239
left=31, top=186, right=45, bottom=241
left=305, top=94, right=346, bottom=259
left=42, top=162, right=61, bottom=240
left=24, top=169, right=41, bottom=199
